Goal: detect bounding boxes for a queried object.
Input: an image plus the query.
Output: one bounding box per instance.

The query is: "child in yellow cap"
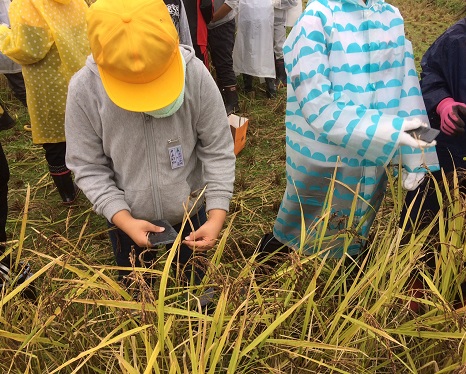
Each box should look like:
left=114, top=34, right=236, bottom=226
left=65, top=0, right=235, bottom=292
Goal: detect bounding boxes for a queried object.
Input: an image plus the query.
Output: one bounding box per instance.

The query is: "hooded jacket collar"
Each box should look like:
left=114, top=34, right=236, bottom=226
left=341, top=0, right=385, bottom=7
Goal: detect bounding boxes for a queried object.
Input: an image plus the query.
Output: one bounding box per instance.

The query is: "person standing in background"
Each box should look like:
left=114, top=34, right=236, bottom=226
left=233, top=0, right=277, bottom=98
left=272, top=0, right=299, bottom=87
left=0, top=142, right=11, bottom=285
left=182, top=0, right=213, bottom=67
left=0, top=0, right=27, bottom=131
left=164, top=0, right=193, bottom=47
left=208, top=0, right=239, bottom=115
left=285, top=0, right=303, bottom=27
left=401, top=13, right=466, bottom=231
left=0, top=142, right=34, bottom=296
left=0, top=0, right=89, bottom=205
left=399, top=11, right=466, bottom=309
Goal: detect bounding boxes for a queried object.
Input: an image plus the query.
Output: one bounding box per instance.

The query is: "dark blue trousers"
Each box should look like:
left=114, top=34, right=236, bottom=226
left=401, top=146, right=466, bottom=232
left=208, top=19, right=237, bottom=88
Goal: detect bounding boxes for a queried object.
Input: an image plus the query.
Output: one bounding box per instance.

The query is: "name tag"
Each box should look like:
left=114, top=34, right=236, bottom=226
left=168, top=145, right=184, bottom=169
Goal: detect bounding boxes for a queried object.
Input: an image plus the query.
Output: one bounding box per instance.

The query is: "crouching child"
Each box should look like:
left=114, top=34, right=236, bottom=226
left=65, top=0, right=235, bottom=290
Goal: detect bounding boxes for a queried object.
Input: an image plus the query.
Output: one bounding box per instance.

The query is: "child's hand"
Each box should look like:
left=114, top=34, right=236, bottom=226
left=128, top=219, right=165, bottom=248
left=112, top=210, right=164, bottom=247
left=182, top=209, right=226, bottom=251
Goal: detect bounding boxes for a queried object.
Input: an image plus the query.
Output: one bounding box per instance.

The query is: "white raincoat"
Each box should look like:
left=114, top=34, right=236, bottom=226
left=273, top=0, right=439, bottom=257
left=285, top=0, right=302, bottom=27
left=0, top=0, right=20, bottom=74
left=273, top=0, right=299, bottom=59
left=233, top=0, right=275, bottom=78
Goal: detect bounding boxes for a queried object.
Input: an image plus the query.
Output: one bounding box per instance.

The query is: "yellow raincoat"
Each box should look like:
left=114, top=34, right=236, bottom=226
left=0, top=0, right=89, bottom=144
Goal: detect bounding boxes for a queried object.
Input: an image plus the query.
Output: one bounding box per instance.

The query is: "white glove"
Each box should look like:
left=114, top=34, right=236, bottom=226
left=401, top=170, right=425, bottom=191
left=398, top=118, right=437, bottom=149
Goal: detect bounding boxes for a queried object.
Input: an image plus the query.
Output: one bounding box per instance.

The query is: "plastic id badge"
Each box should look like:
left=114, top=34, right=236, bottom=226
left=168, top=145, right=184, bottom=169
left=147, top=219, right=179, bottom=247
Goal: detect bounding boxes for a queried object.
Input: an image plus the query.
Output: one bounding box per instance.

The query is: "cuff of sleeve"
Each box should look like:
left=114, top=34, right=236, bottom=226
left=205, top=196, right=231, bottom=214
left=224, top=0, right=237, bottom=10
left=400, top=146, right=440, bottom=173
left=101, top=199, right=132, bottom=223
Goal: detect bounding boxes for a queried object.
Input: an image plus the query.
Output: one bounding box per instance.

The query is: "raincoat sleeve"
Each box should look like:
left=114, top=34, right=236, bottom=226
left=286, top=8, right=438, bottom=172
left=286, top=10, right=401, bottom=167
left=392, top=39, right=439, bottom=173
left=0, top=0, right=53, bottom=65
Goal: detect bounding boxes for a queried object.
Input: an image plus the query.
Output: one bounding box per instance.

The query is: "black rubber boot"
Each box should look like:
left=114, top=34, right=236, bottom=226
left=275, top=58, right=286, bottom=86
left=0, top=109, right=14, bottom=132
left=0, top=262, right=10, bottom=292
left=265, top=78, right=277, bottom=98
left=0, top=261, right=36, bottom=301
left=221, top=85, right=239, bottom=115
left=255, top=233, right=291, bottom=281
left=50, top=170, right=79, bottom=205
left=243, top=74, right=253, bottom=93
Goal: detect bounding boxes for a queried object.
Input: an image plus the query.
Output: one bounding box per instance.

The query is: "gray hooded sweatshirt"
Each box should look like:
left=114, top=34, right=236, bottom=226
left=65, top=46, right=235, bottom=225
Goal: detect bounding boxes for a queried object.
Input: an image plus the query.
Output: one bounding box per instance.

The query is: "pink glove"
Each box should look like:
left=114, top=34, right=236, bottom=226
left=436, top=97, right=466, bottom=136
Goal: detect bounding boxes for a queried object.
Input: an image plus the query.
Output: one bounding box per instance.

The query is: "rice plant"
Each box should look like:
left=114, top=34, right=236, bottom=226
left=1, top=0, right=465, bottom=372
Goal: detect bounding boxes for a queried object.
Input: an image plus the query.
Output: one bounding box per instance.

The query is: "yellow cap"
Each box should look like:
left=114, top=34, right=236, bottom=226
left=87, top=0, right=183, bottom=112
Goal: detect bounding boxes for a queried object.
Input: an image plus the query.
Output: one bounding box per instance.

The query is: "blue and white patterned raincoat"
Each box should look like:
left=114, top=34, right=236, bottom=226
left=273, top=0, right=439, bottom=257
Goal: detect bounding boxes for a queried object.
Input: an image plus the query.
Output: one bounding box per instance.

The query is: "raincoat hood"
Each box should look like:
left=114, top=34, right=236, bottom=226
left=53, top=0, right=71, bottom=4
left=339, top=0, right=385, bottom=6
